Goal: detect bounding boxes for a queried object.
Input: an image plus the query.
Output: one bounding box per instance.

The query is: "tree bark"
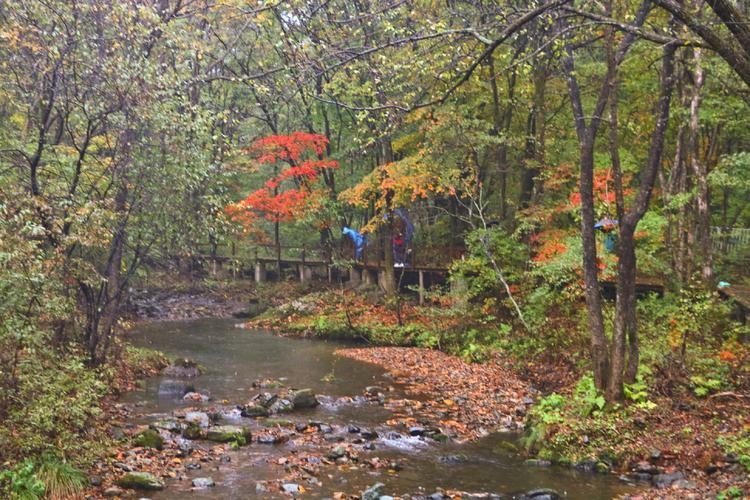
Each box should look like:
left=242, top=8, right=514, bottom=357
left=609, top=42, right=677, bottom=398
left=687, top=47, right=713, bottom=282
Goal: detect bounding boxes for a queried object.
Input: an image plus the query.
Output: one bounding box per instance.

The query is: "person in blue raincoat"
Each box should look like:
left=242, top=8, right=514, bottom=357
left=594, top=218, right=618, bottom=253
left=342, top=227, right=366, bottom=261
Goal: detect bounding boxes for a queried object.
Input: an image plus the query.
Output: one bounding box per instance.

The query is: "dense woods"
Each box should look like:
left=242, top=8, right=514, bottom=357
left=1, top=0, right=749, bottom=497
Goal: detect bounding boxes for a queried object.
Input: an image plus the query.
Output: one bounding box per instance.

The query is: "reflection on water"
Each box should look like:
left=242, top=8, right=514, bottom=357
left=122, top=318, right=634, bottom=499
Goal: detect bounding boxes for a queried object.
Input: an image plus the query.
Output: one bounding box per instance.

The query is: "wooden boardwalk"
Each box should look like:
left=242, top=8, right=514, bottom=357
left=718, top=285, right=750, bottom=322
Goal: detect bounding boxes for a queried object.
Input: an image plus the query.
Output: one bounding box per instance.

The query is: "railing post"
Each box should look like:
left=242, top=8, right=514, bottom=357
left=419, top=270, right=425, bottom=305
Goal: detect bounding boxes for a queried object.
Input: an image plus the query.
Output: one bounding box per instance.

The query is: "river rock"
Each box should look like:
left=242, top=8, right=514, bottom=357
left=191, top=477, right=215, bottom=488
left=252, top=378, right=284, bottom=389
left=439, top=454, right=468, bottom=464
left=183, top=391, right=210, bottom=402
left=182, top=423, right=202, bottom=440
left=365, top=386, right=385, bottom=396
left=185, top=411, right=210, bottom=428
left=103, top=486, right=125, bottom=497
left=290, top=388, right=319, bottom=408
left=241, top=404, right=269, bottom=418
left=523, top=488, right=560, bottom=499
left=633, top=460, right=660, bottom=475
left=162, top=358, right=203, bottom=378
left=360, top=429, right=378, bottom=440
left=328, top=445, right=347, bottom=459
left=282, top=483, right=300, bottom=494
left=116, top=472, right=164, bottom=491
left=152, top=418, right=183, bottom=433
left=652, top=471, right=684, bottom=488
left=362, top=482, right=385, bottom=500
left=205, top=425, right=251, bottom=444
left=409, top=426, right=425, bottom=436
left=524, top=459, right=552, bottom=467
left=133, top=429, right=164, bottom=450
left=267, top=397, right=294, bottom=414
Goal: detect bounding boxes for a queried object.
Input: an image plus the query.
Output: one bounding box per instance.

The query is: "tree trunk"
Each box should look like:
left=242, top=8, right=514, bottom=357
left=521, top=59, right=547, bottom=207
left=688, top=47, right=713, bottom=283
left=610, top=42, right=677, bottom=397
left=380, top=139, right=397, bottom=295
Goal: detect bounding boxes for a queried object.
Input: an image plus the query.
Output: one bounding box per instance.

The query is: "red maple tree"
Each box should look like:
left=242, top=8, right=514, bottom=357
left=225, top=133, right=338, bottom=228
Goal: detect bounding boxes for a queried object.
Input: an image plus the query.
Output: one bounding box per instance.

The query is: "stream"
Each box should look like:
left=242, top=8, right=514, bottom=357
left=121, top=318, right=634, bottom=499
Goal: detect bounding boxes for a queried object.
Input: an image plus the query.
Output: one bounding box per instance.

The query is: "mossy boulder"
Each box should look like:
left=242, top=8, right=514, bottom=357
left=133, top=429, right=164, bottom=450
left=262, top=418, right=293, bottom=428
left=162, top=357, right=204, bottom=378
left=182, top=423, right=203, bottom=440
left=116, top=472, right=164, bottom=490
left=241, top=404, right=270, bottom=418
left=290, top=388, right=319, bottom=409
left=205, top=425, right=251, bottom=445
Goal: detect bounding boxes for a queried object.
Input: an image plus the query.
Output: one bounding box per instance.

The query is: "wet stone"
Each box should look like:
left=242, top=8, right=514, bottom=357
left=282, top=483, right=300, bottom=494
left=191, top=477, right=215, bottom=488
left=362, top=482, right=385, bottom=500
left=524, top=459, right=552, bottom=467
left=205, top=425, right=251, bottom=444
left=182, top=424, right=202, bottom=440
left=133, top=429, right=164, bottom=450
left=439, top=454, right=468, bottom=464
left=329, top=445, right=347, bottom=459
left=116, top=472, right=165, bottom=491
left=162, top=358, right=202, bottom=378
left=633, top=461, right=660, bottom=475
left=652, top=471, right=685, bottom=488
left=241, top=404, right=270, bottom=418
left=524, top=488, right=560, bottom=499
left=184, top=411, right=209, bottom=428
left=290, top=388, right=319, bottom=409
left=182, top=391, right=210, bottom=402
left=103, top=486, right=125, bottom=497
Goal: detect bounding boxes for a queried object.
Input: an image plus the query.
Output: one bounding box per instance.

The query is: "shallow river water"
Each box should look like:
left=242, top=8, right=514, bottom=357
left=122, top=318, right=634, bottom=499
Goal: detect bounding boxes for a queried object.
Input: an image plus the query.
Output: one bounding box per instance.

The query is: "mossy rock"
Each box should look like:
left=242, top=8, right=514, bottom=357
left=205, top=425, right=252, bottom=445
left=241, top=404, right=270, bottom=418
left=290, top=388, right=319, bottom=409
left=182, top=423, right=203, bottom=440
left=262, top=418, right=293, bottom=428
left=431, top=433, right=449, bottom=442
left=595, top=461, right=610, bottom=473
left=134, top=429, right=164, bottom=450
left=116, top=472, right=164, bottom=490
left=162, top=357, right=205, bottom=378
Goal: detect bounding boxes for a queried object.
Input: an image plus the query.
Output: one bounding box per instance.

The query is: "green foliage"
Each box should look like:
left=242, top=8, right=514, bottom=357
left=35, top=456, right=86, bottom=499
left=717, top=431, right=750, bottom=472
left=623, top=366, right=656, bottom=409
left=717, top=486, right=745, bottom=500
left=574, top=375, right=606, bottom=417
left=450, top=227, right=527, bottom=308
left=0, top=460, right=45, bottom=500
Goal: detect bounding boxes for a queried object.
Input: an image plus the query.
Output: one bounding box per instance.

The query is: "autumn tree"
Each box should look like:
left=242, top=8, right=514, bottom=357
left=225, top=133, right=338, bottom=274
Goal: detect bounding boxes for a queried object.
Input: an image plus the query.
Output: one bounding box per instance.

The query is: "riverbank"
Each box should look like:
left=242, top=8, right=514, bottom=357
left=246, top=284, right=750, bottom=499
left=90, top=316, right=629, bottom=499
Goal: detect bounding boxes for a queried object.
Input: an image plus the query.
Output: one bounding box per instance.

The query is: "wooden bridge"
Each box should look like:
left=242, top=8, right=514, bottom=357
left=190, top=243, right=452, bottom=304
left=189, top=243, right=679, bottom=307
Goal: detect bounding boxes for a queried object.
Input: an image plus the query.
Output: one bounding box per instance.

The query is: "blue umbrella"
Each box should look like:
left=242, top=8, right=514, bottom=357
left=594, top=218, right=618, bottom=230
